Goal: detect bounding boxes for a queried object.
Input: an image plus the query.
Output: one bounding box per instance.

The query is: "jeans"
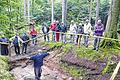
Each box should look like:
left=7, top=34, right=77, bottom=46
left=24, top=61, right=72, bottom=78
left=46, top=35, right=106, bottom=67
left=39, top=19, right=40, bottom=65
left=61, top=33, right=66, bottom=43
left=34, top=67, right=42, bottom=80
left=32, top=35, right=37, bottom=45
left=14, top=45, right=20, bottom=55
left=84, top=33, right=89, bottom=47
left=52, top=31, right=56, bottom=42
left=22, top=43, right=28, bottom=54
left=93, top=37, right=101, bottom=51
left=44, top=33, right=49, bottom=42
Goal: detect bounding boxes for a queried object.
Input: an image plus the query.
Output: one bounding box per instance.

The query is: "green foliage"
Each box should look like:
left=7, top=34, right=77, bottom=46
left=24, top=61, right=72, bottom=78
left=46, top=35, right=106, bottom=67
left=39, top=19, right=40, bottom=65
left=45, top=42, right=63, bottom=48
left=102, top=61, right=117, bottom=74
left=0, top=56, right=15, bottom=80
left=63, top=44, right=73, bottom=53
left=76, top=47, right=120, bottom=61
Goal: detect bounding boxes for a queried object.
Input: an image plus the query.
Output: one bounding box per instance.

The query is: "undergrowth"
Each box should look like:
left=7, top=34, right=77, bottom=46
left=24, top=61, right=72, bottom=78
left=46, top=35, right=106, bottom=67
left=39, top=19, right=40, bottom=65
left=42, top=42, right=120, bottom=75
left=0, top=56, right=15, bottom=80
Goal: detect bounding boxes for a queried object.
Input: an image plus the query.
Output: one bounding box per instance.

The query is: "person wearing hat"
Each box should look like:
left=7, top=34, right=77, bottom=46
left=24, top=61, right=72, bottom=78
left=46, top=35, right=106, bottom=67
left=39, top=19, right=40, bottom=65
left=75, top=23, right=84, bottom=45
left=0, top=35, right=9, bottom=55
left=83, top=19, right=92, bottom=47
left=93, top=19, right=104, bottom=51
left=23, top=49, right=49, bottom=80
left=69, top=20, right=77, bottom=43
left=21, top=33, right=30, bottom=54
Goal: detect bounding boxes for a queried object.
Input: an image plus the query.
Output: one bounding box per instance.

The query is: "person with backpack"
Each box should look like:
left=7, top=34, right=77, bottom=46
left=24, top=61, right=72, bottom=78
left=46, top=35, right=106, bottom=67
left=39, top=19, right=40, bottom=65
left=0, top=35, right=9, bottom=55
left=11, top=34, right=23, bottom=55
left=42, top=23, right=50, bottom=42
left=60, top=22, right=67, bottom=43
left=23, top=50, right=49, bottom=80
left=50, top=20, right=56, bottom=42
left=21, top=33, right=29, bottom=54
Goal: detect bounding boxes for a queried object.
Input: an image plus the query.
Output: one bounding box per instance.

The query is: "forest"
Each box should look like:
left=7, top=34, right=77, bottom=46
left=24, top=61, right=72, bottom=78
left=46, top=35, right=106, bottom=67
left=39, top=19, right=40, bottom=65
left=0, top=0, right=120, bottom=80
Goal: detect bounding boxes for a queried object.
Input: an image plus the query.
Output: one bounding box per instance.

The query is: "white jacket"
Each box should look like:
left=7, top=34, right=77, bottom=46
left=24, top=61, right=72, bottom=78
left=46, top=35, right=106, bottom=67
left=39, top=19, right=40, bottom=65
left=84, top=23, right=92, bottom=34
left=69, top=24, right=77, bottom=33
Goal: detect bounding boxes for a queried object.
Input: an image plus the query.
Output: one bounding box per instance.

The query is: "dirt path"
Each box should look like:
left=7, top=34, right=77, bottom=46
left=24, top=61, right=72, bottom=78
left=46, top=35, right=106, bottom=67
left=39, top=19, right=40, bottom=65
left=10, top=45, right=72, bottom=80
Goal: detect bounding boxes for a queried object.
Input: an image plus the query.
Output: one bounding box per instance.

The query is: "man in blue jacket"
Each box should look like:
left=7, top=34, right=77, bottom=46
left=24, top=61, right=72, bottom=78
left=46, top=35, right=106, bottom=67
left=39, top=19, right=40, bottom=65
left=25, top=52, right=49, bottom=80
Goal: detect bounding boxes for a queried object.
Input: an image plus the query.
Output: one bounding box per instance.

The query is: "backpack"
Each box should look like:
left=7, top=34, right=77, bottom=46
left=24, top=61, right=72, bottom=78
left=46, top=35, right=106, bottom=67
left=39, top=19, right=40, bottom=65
left=13, top=36, right=19, bottom=45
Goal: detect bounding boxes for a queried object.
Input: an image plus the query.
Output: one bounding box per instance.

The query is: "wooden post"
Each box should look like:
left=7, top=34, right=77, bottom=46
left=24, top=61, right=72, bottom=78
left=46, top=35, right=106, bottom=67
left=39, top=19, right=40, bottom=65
left=110, top=61, right=120, bottom=80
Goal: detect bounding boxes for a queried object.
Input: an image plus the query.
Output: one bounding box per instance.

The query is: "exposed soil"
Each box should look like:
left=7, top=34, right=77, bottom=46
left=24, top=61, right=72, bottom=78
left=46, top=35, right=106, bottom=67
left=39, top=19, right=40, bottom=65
left=9, top=42, right=120, bottom=80
left=9, top=44, right=72, bottom=80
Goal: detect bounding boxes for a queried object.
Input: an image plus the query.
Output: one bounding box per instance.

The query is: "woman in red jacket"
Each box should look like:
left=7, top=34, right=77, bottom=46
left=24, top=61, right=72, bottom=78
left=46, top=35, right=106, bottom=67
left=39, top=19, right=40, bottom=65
left=30, top=26, right=37, bottom=46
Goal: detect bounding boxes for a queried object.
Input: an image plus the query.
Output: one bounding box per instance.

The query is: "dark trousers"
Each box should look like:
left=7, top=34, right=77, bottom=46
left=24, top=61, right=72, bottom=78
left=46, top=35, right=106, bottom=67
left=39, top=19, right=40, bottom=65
left=34, top=67, right=42, bottom=80
left=93, top=37, right=101, bottom=51
left=44, top=34, right=49, bottom=42
left=70, top=34, right=75, bottom=43
left=52, top=31, right=56, bottom=42
left=84, top=33, right=89, bottom=47
left=14, top=45, right=20, bottom=55
left=32, top=35, right=37, bottom=45
left=76, top=35, right=82, bottom=45
left=1, top=44, right=8, bottom=55
left=22, top=43, right=28, bottom=54
left=61, top=33, right=66, bottom=43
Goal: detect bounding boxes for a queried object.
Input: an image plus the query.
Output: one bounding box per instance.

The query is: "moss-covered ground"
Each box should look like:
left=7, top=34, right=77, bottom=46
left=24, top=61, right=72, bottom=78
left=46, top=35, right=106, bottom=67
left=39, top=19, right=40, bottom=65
left=42, top=42, right=120, bottom=79
left=0, top=56, right=15, bottom=80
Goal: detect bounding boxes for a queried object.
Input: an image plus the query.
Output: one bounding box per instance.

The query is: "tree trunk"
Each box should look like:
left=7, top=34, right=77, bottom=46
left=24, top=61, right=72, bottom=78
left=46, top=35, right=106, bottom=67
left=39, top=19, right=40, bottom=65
left=62, top=0, right=67, bottom=25
left=51, top=0, right=54, bottom=23
left=27, top=0, right=30, bottom=23
left=101, top=0, right=120, bottom=48
left=89, top=0, right=92, bottom=23
left=95, top=0, right=100, bottom=24
left=24, top=0, right=27, bottom=20
left=32, top=0, right=35, bottom=16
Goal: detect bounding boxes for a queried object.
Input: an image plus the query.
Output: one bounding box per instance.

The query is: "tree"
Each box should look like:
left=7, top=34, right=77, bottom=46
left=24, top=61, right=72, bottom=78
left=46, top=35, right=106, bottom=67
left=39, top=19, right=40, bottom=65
left=101, top=0, right=120, bottom=48
left=88, top=0, right=93, bottom=23
left=95, top=0, right=100, bottom=23
left=62, top=0, right=67, bottom=25
left=51, top=0, right=54, bottom=23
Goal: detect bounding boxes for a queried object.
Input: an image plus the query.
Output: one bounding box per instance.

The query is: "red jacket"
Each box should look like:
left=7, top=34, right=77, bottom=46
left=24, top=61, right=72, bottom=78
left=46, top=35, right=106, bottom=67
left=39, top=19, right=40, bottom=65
left=50, top=23, right=56, bottom=31
left=30, top=29, right=37, bottom=36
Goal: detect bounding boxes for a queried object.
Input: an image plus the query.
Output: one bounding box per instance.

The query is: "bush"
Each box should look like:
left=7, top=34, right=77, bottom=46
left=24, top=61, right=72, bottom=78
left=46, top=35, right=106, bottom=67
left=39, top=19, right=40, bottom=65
left=0, top=56, right=15, bottom=80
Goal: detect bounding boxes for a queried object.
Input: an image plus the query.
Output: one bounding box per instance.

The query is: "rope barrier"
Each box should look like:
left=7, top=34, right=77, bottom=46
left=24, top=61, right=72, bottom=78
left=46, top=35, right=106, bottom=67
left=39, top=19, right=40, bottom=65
left=0, top=31, right=120, bottom=45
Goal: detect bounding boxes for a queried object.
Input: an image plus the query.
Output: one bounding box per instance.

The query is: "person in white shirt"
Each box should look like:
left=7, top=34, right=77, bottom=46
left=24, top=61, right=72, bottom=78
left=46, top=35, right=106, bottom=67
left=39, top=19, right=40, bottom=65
left=83, top=19, right=92, bottom=47
left=10, top=34, right=24, bottom=55
left=69, top=20, right=77, bottom=43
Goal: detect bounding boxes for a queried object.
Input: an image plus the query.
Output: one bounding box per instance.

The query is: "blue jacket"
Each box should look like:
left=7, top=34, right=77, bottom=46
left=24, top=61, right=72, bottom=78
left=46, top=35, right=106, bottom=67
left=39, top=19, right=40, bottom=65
left=61, top=25, right=67, bottom=32
left=30, top=52, right=49, bottom=68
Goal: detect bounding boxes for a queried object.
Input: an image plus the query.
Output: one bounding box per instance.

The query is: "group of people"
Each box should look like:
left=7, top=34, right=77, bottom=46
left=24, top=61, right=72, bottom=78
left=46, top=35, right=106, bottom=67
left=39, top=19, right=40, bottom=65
left=0, top=23, right=38, bottom=56
left=0, top=18, right=104, bottom=56
left=0, top=19, right=105, bottom=80
left=45, top=19, right=104, bottom=51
